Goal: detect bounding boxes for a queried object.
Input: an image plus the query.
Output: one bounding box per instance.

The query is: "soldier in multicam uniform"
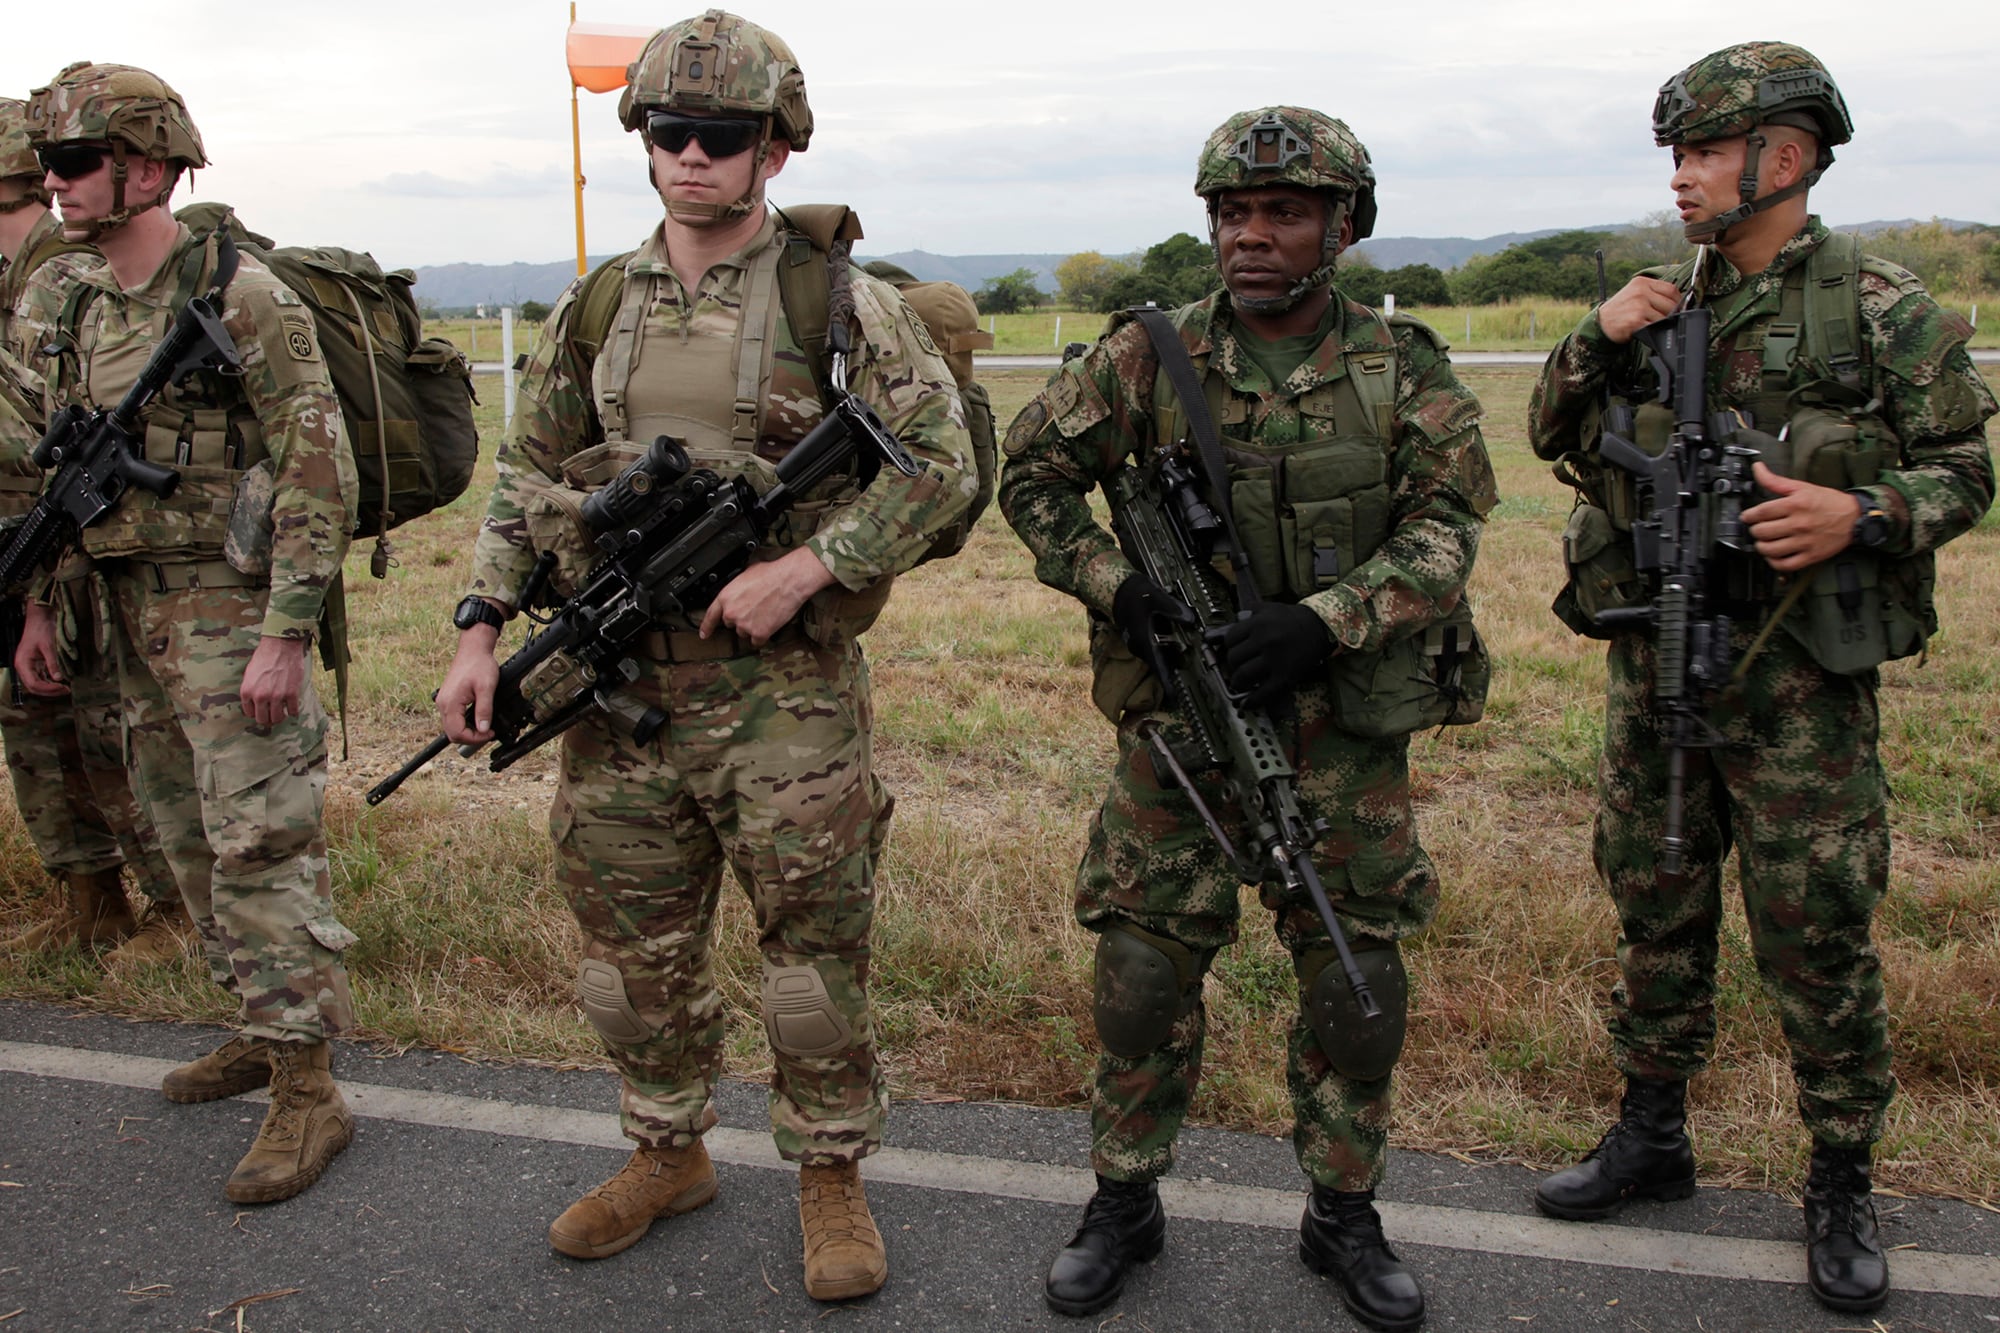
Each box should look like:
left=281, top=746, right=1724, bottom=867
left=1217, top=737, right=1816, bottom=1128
left=1527, top=43, right=1994, bottom=1313
left=434, top=10, right=970, bottom=1299
left=0, top=94, right=188, bottom=967
left=12, top=62, right=361, bottom=1203
left=1001, top=107, right=1495, bottom=1331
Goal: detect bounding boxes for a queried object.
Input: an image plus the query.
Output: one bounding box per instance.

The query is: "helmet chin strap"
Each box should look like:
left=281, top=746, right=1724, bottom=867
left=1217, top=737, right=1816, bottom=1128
left=1214, top=193, right=1348, bottom=315
left=652, top=121, right=773, bottom=228
left=1683, top=131, right=1833, bottom=244
left=0, top=183, right=50, bottom=214
left=56, top=142, right=174, bottom=243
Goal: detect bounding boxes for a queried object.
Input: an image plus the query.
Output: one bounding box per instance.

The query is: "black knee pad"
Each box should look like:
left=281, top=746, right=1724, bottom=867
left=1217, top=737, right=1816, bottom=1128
left=1093, top=921, right=1197, bottom=1060
left=1300, top=944, right=1407, bottom=1082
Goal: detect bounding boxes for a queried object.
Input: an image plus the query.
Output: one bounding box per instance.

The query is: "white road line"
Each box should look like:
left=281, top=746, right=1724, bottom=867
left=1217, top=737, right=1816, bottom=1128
left=5, top=1038, right=1995, bottom=1299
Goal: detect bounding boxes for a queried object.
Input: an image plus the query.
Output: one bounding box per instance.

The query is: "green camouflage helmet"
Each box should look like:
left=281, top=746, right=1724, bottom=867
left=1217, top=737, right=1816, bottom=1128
left=1653, top=41, right=1852, bottom=150
left=25, top=61, right=207, bottom=167
left=0, top=98, right=40, bottom=181
left=1654, top=43, right=1849, bottom=243
left=1195, top=107, right=1377, bottom=241
left=617, top=9, right=812, bottom=151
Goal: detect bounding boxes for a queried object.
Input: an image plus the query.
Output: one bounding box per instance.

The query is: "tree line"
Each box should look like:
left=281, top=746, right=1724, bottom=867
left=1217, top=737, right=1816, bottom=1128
left=972, top=213, right=2000, bottom=316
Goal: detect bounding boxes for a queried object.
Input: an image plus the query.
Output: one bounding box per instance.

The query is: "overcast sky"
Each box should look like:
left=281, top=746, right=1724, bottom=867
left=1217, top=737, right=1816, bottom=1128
left=8, top=2, right=1997, bottom=270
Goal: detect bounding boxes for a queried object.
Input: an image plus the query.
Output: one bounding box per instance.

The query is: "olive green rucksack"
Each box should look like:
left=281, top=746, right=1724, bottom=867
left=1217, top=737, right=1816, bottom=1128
left=174, top=203, right=479, bottom=579
left=567, top=204, right=995, bottom=565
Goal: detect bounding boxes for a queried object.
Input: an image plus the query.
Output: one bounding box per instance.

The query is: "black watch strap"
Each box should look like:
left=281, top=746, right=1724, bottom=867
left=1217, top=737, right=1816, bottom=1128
left=1848, top=491, right=1890, bottom=549
left=452, top=595, right=506, bottom=632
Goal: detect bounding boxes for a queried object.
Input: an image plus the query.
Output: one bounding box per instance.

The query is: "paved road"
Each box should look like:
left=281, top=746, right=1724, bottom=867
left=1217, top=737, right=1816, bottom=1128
left=2, top=1001, right=1994, bottom=1331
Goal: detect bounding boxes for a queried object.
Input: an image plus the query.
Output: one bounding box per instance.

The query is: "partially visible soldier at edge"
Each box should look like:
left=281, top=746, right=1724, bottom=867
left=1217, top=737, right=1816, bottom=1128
left=12, top=62, right=363, bottom=1202
left=1526, top=42, right=1994, bottom=1314
left=433, top=10, right=971, bottom=1300
left=0, top=93, right=188, bottom=967
left=1001, top=107, right=1496, bottom=1331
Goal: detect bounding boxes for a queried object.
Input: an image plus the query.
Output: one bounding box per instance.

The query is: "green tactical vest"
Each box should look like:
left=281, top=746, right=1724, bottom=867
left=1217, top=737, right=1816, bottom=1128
left=1556, top=233, right=1934, bottom=673
left=1091, top=302, right=1487, bottom=738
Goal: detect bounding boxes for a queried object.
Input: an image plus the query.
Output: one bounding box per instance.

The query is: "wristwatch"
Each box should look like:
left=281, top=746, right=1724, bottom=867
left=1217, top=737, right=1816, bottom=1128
left=452, top=595, right=506, bottom=632
left=1848, top=491, right=1890, bottom=550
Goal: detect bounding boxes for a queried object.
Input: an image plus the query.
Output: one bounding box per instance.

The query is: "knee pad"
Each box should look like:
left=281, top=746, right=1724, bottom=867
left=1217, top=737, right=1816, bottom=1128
left=1301, top=944, right=1408, bottom=1082
left=577, top=958, right=652, bottom=1046
left=762, top=964, right=854, bottom=1058
left=1093, top=921, right=1198, bottom=1060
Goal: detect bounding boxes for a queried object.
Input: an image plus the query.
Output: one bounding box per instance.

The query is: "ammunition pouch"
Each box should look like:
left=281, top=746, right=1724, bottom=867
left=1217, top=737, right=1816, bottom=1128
left=1554, top=502, right=1644, bottom=638
left=520, top=440, right=652, bottom=602
left=1329, top=600, right=1490, bottom=736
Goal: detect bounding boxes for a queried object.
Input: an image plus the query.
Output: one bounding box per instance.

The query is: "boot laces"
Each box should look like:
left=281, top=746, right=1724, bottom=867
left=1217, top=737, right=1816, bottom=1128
left=1321, top=1191, right=1391, bottom=1251
left=258, top=1047, right=311, bottom=1147
left=1076, top=1180, right=1155, bottom=1239
left=802, top=1168, right=874, bottom=1242
left=593, top=1149, right=683, bottom=1206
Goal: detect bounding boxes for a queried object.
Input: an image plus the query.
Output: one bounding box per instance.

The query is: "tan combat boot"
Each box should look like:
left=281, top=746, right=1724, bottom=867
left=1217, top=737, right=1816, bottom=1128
left=224, top=1040, right=353, bottom=1204
left=162, top=1033, right=273, bottom=1103
left=107, top=899, right=198, bottom=968
left=0, top=869, right=136, bottom=954
left=549, top=1142, right=718, bottom=1260
left=800, top=1161, right=887, bottom=1300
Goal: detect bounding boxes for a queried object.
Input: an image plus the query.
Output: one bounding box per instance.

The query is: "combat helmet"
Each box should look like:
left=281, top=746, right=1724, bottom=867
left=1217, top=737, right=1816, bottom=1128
left=1653, top=42, right=1851, bottom=242
left=0, top=99, right=50, bottom=214
left=619, top=9, right=810, bottom=225
left=25, top=61, right=206, bottom=241
left=1196, top=107, right=1377, bottom=313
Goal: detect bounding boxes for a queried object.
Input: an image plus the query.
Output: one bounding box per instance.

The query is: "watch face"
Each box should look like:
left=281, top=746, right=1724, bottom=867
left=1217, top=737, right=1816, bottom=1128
left=454, top=597, right=497, bottom=631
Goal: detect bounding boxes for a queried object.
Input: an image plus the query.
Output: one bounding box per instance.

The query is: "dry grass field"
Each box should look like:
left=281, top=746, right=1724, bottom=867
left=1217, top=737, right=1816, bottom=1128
left=4, top=362, right=1996, bottom=1202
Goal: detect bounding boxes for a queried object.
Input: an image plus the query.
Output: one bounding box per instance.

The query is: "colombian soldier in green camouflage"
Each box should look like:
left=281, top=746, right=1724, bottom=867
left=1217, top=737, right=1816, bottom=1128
left=13, top=61, right=361, bottom=1204
left=0, top=94, right=187, bottom=966
left=1002, top=107, right=1495, bottom=1331
left=1526, top=42, right=1995, bottom=1314
left=435, top=11, right=971, bottom=1300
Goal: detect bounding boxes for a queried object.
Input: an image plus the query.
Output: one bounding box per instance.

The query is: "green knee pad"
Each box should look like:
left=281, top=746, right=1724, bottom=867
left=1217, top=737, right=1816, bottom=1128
left=1093, top=921, right=1198, bottom=1060
left=762, top=963, right=854, bottom=1058
left=1300, top=944, right=1408, bottom=1082
left=577, top=958, right=652, bottom=1046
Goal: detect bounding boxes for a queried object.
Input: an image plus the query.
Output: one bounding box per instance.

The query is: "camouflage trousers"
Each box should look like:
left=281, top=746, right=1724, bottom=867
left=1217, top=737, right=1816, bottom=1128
left=1, top=577, right=175, bottom=896
left=1076, top=684, right=1440, bottom=1192
left=107, top=565, right=354, bottom=1040
left=1595, top=626, right=1893, bottom=1148
left=552, top=630, right=890, bottom=1166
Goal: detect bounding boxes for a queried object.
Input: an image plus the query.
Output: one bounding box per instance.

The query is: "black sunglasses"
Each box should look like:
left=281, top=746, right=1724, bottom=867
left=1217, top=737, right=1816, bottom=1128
left=645, top=112, right=763, bottom=159
left=37, top=142, right=114, bottom=182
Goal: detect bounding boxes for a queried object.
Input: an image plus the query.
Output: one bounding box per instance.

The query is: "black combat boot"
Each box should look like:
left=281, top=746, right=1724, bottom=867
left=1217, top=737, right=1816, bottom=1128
left=1044, top=1175, right=1165, bottom=1317
left=1804, top=1142, right=1889, bottom=1312
left=1299, top=1186, right=1426, bottom=1332
left=1534, top=1077, right=1697, bottom=1220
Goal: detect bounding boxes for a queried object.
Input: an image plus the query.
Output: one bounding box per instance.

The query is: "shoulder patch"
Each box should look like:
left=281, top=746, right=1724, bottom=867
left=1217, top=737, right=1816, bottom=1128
left=1004, top=396, right=1050, bottom=457
left=280, top=313, right=319, bottom=362
left=271, top=287, right=304, bottom=308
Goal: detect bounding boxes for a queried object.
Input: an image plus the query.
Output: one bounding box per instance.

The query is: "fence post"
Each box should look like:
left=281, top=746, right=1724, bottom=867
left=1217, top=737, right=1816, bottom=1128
left=1465, top=312, right=1472, bottom=344
left=1054, top=315, right=1062, bottom=348
left=502, top=307, right=517, bottom=430
left=1529, top=311, right=1537, bottom=342
left=1384, top=294, right=1396, bottom=317
left=1971, top=303, right=1979, bottom=329
left=470, top=324, right=477, bottom=357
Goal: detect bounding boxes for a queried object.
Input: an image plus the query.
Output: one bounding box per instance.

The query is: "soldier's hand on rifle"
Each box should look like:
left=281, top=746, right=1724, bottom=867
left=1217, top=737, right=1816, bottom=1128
left=241, top=636, right=309, bottom=727
left=12, top=600, right=68, bottom=698
left=699, top=545, right=837, bottom=647
left=438, top=617, right=504, bottom=744
left=1112, top=573, right=1196, bottom=691
left=1742, top=462, right=1863, bottom=571
left=1598, top=276, right=1685, bottom=344
left=1214, top=602, right=1333, bottom=709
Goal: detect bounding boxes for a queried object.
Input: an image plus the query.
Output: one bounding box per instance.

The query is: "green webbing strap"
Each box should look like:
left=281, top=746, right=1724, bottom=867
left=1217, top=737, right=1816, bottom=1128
left=318, top=570, right=350, bottom=760
left=1804, top=231, right=1864, bottom=392
left=774, top=225, right=833, bottom=401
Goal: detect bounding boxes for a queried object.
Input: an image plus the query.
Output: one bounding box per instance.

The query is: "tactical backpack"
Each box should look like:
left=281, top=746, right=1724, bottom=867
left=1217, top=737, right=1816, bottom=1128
left=567, top=204, right=994, bottom=566
left=173, top=203, right=479, bottom=579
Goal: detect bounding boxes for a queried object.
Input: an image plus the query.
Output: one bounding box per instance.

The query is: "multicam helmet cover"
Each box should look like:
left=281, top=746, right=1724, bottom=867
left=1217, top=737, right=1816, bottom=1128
left=618, top=10, right=810, bottom=226
left=1196, top=107, right=1377, bottom=314
left=24, top=61, right=206, bottom=239
left=0, top=99, right=49, bottom=213
left=1652, top=42, right=1849, bottom=242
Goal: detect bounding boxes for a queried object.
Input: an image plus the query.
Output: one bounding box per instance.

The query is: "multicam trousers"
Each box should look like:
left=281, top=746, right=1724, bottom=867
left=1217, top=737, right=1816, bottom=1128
left=107, top=565, right=354, bottom=1040
left=551, top=630, right=890, bottom=1166
left=1076, top=683, right=1440, bottom=1192
left=1595, top=625, right=1894, bottom=1149
left=1, top=577, right=175, bottom=897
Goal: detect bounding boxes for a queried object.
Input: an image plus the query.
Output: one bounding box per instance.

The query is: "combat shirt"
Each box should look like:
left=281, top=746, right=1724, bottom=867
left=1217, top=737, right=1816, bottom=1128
left=1529, top=218, right=1995, bottom=558
left=0, top=210, right=75, bottom=362
left=466, top=214, right=972, bottom=604
left=999, top=289, right=1497, bottom=655
left=18, top=224, right=357, bottom=640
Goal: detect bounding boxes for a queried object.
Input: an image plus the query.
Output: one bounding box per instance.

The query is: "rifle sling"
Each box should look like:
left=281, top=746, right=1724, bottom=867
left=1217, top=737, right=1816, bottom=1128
left=1131, top=307, right=1264, bottom=609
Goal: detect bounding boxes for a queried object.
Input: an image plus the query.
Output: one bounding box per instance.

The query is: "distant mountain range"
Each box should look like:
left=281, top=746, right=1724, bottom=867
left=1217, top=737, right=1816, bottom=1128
left=408, top=219, right=1984, bottom=311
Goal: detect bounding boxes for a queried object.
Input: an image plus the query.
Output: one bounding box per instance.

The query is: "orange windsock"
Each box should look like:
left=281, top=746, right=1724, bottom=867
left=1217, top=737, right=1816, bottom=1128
left=566, top=22, right=656, bottom=94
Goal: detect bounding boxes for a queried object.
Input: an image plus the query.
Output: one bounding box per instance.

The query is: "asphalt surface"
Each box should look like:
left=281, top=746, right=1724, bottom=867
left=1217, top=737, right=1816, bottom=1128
left=2, top=999, right=1995, bottom=1332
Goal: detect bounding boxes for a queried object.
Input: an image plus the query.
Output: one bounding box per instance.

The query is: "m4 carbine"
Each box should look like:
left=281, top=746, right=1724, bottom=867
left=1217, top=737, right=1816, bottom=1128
left=1591, top=304, right=1759, bottom=874
left=0, top=291, right=241, bottom=595
left=367, top=393, right=925, bottom=804
left=1106, top=448, right=1382, bottom=1019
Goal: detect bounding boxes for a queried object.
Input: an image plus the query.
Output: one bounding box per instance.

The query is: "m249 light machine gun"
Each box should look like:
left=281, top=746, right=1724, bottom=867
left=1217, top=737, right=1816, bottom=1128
left=1590, top=303, right=1759, bottom=875
left=366, top=393, right=926, bottom=805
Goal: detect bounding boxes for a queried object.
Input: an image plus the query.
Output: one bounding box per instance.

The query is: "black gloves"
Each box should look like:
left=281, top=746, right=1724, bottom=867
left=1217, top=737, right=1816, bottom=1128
left=1112, top=574, right=1196, bottom=688
left=1214, top=601, right=1334, bottom=708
